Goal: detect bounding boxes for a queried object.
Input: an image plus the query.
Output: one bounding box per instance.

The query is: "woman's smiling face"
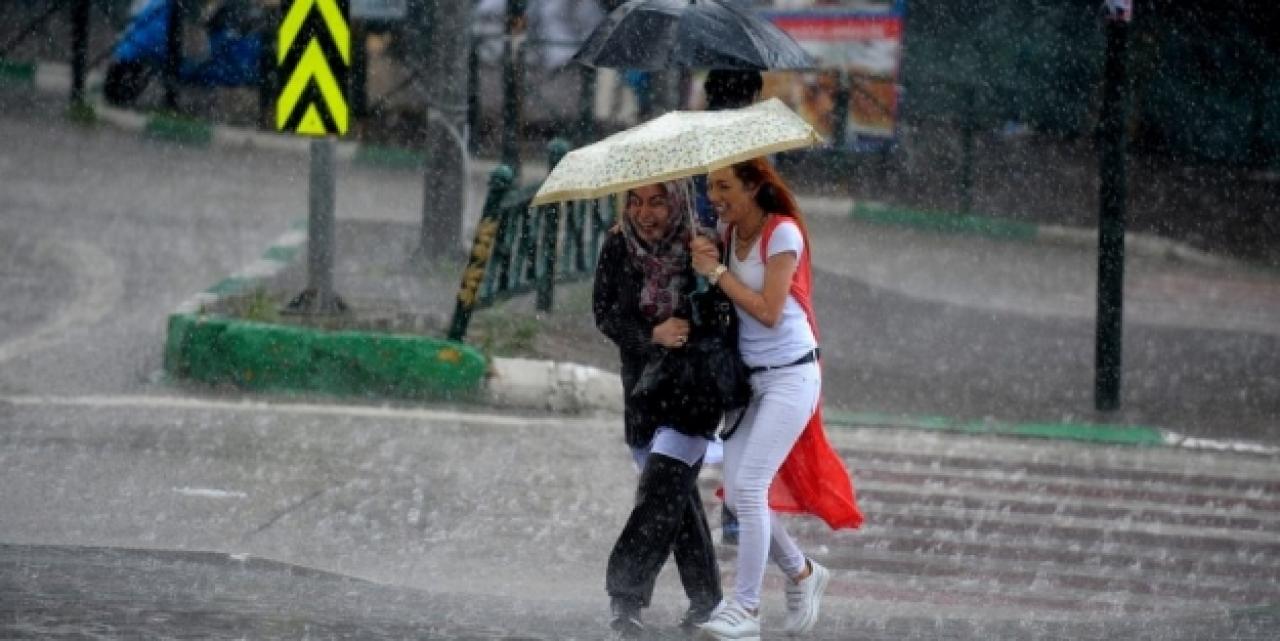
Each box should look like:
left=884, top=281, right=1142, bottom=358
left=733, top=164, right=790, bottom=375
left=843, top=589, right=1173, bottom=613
left=706, top=167, right=757, bottom=225
left=626, top=184, right=671, bottom=242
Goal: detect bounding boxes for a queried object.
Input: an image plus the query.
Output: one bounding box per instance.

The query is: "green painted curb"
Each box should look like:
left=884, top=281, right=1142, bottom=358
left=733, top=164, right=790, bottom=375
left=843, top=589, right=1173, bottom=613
left=165, top=313, right=487, bottom=400
left=852, top=202, right=1039, bottom=241
left=144, top=113, right=213, bottom=146
left=353, top=144, right=425, bottom=170
left=825, top=410, right=1167, bottom=447
left=261, top=245, right=300, bottom=262
left=0, top=59, right=35, bottom=85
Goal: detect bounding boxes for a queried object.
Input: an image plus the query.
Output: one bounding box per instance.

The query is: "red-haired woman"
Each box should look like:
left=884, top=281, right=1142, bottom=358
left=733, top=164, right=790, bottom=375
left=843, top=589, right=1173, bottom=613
left=690, top=157, right=862, bottom=640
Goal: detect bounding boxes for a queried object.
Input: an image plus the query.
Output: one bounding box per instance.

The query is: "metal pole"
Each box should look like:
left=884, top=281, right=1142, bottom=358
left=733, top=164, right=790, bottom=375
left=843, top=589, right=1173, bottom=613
left=467, top=37, right=480, bottom=153
left=70, top=0, right=90, bottom=105
left=535, top=139, right=570, bottom=311
left=831, top=70, right=851, bottom=149
left=351, top=21, right=367, bottom=119
left=163, top=0, right=185, bottom=111
left=257, top=9, right=277, bottom=131
left=448, top=165, right=515, bottom=342
left=500, top=0, right=526, bottom=177
left=960, top=84, right=976, bottom=214
left=1095, top=10, right=1131, bottom=411
left=285, top=138, right=347, bottom=314
left=577, top=65, right=597, bottom=145
left=309, top=138, right=336, bottom=304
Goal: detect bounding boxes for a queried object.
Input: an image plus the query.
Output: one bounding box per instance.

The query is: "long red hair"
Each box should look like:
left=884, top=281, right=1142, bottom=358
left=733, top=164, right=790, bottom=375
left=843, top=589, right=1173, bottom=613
left=728, top=157, right=810, bottom=242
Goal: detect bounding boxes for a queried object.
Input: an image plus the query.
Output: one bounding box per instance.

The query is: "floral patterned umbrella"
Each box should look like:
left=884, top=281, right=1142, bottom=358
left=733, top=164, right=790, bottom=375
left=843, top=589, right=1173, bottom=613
left=530, top=98, right=822, bottom=206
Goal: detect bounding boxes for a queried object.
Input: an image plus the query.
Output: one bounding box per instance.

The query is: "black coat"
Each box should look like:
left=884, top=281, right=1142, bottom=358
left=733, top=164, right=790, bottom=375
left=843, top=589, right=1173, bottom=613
left=593, top=232, right=723, bottom=448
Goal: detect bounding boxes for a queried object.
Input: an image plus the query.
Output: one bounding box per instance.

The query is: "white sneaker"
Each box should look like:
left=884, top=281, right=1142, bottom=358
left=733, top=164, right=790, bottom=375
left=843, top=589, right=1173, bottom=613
left=699, top=599, right=761, bottom=640
left=782, top=559, right=830, bottom=635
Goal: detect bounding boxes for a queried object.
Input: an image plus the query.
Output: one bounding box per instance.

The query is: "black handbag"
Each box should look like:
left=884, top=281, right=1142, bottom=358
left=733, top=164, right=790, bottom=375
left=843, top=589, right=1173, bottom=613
left=631, top=284, right=752, bottom=415
left=689, top=284, right=752, bottom=410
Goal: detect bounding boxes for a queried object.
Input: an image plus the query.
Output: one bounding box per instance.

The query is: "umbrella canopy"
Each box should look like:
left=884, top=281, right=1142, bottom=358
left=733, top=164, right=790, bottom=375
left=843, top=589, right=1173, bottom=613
left=532, top=98, right=821, bottom=206
left=572, top=0, right=816, bottom=71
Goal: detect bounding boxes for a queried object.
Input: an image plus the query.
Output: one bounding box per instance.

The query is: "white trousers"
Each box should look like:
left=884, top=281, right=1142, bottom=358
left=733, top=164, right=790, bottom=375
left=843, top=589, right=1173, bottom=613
left=722, top=361, right=821, bottom=611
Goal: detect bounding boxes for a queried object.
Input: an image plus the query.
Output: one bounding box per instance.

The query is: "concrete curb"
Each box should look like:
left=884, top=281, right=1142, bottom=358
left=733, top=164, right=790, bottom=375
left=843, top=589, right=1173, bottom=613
left=852, top=201, right=1236, bottom=269
left=486, top=357, right=623, bottom=414
left=163, top=223, right=488, bottom=401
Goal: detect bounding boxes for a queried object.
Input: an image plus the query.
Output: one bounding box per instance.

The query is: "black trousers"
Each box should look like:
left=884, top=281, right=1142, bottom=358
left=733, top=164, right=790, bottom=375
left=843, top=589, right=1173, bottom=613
left=606, top=453, right=722, bottom=612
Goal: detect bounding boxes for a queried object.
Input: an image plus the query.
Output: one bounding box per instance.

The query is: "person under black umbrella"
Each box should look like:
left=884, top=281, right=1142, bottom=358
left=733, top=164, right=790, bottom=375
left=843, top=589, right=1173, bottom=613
left=693, top=69, right=763, bottom=228
left=691, top=70, right=760, bottom=549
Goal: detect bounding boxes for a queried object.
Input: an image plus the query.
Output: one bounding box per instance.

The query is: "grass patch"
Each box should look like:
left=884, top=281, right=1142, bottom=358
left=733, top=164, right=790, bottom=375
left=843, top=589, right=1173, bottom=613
left=219, top=287, right=282, bottom=324
left=469, top=308, right=541, bottom=358
left=66, top=100, right=97, bottom=126
left=144, top=112, right=213, bottom=146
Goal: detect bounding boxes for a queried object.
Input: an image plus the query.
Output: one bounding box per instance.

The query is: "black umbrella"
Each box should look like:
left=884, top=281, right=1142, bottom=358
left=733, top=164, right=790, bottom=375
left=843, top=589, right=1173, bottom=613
left=571, top=0, right=816, bottom=70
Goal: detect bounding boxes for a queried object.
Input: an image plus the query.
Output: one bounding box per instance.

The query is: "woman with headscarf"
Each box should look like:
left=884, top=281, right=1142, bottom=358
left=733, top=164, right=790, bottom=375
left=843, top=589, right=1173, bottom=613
left=593, top=178, right=726, bottom=639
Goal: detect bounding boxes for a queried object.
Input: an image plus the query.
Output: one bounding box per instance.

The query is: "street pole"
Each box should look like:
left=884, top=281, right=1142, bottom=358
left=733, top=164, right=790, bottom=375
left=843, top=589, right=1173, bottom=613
left=351, top=20, right=368, bottom=120
left=467, top=37, right=480, bottom=153
left=70, top=0, right=89, bottom=106
left=417, top=0, right=473, bottom=260
left=1094, top=1, right=1132, bottom=411
left=577, top=65, right=597, bottom=145
left=286, top=138, right=347, bottom=314
left=500, top=0, right=526, bottom=178
left=164, top=0, right=186, bottom=111
left=959, top=84, right=976, bottom=214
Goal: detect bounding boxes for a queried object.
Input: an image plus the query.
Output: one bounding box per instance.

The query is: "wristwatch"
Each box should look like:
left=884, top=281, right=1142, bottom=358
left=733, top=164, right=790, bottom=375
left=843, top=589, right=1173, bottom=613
left=708, top=264, right=728, bottom=286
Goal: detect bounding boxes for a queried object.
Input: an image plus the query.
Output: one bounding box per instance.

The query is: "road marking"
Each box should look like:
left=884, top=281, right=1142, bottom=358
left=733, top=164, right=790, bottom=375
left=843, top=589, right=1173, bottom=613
left=1164, top=431, right=1280, bottom=456
left=0, top=393, right=592, bottom=428
left=173, top=487, right=249, bottom=499
left=0, top=238, right=123, bottom=364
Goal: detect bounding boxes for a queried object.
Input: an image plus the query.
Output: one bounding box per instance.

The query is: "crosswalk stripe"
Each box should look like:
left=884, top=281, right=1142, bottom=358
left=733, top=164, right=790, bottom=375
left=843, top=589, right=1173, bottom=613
left=859, top=486, right=1280, bottom=533
left=857, top=499, right=1280, bottom=544
left=848, top=447, right=1280, bottom=494
left=854, top=467, right=1280, bottom=513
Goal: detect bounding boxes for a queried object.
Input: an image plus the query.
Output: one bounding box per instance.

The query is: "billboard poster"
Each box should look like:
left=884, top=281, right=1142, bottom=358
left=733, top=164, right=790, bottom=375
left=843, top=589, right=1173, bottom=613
left=756, top=0, right=905, bottom=150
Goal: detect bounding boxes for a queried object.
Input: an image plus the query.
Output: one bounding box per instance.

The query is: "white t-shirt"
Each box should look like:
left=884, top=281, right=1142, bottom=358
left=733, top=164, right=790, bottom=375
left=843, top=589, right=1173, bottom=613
left=727, top=220, right=818, bottom=368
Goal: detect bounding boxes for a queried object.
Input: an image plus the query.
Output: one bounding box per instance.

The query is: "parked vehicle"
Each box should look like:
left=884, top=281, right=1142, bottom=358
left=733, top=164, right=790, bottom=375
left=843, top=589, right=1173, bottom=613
left=104, top=0, right=263, bottom=106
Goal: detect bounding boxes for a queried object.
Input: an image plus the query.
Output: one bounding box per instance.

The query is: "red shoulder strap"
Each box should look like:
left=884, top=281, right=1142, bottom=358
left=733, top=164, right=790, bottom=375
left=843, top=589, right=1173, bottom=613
left=758, top=216, right=857, bottom=529
left=761, top=215, right=819, bottom=341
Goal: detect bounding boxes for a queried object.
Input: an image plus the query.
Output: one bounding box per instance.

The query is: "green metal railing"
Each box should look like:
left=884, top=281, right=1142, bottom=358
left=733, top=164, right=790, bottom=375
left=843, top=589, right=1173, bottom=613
left=447, top=137, right=616, bottom=342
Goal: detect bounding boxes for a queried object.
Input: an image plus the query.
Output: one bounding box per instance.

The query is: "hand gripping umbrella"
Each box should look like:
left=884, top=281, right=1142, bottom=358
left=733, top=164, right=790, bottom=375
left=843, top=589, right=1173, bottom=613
left=531, top=98, right=821, bottom=206
left=571, top=0, right=816, bottom=71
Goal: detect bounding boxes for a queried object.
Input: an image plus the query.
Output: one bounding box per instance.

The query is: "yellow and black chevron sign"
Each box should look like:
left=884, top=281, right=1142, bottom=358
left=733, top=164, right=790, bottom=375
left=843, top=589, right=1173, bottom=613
left=277, top=0, right=350, bottom=136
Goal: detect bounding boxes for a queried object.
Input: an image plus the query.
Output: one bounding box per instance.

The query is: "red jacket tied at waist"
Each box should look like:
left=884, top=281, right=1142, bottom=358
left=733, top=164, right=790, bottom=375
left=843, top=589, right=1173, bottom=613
left=724, top=214, right=863, bottom=530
